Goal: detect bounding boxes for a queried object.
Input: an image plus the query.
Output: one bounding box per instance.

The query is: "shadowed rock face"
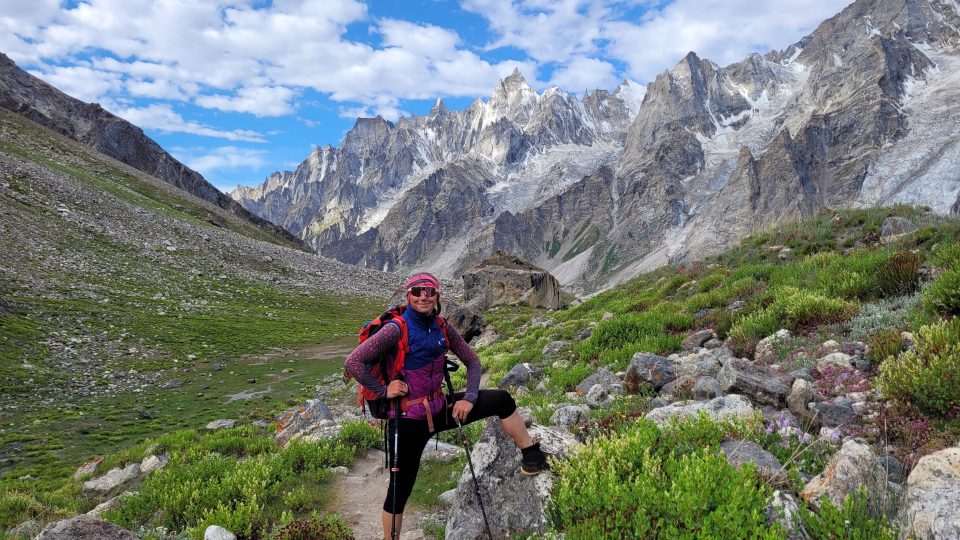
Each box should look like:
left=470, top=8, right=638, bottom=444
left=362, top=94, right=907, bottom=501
left=462, top=253, right=563, bottom=311
left=229, top=0, right=960, bottom=293
left=0, top=53, right=305, bottom=250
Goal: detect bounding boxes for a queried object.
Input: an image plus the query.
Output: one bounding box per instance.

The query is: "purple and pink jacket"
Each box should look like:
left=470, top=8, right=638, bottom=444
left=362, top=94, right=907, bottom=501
left=344, top=306, right=482, bottom=421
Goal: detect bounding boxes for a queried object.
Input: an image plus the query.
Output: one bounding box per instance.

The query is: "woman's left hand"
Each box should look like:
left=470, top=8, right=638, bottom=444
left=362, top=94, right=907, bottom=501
left=452, top=400, right=473, bottom=424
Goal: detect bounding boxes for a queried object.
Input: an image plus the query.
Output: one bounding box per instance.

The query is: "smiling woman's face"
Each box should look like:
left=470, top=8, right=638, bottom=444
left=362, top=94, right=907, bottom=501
left=408, top=287, right=438, bottom=315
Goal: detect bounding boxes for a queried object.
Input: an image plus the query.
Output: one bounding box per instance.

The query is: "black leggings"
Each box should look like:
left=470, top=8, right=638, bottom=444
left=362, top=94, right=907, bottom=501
left=382, top=389, right=517, bottom=514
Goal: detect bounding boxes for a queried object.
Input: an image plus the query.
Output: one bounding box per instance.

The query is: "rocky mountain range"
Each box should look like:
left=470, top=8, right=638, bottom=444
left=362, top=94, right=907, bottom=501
left=0, top=53, right=306, bottom=251
left=232, top=0, right=960, bottom=293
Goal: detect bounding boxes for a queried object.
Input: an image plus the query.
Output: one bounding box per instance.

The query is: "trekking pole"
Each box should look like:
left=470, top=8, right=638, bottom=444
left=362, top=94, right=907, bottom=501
left=443, top=358, right=494, bottom=540
left=390, top=376, right=403, bottom=540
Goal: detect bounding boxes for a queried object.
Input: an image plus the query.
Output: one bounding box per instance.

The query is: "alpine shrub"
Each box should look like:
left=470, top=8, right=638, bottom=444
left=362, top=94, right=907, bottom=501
left=550, top=416, right=779, bottom=539
left=922, top=267, right=960, bottom=316
left=877, top=319, right=960, bottom=416
left=271, top=513, right=353, bottom=540
left=876, top=251, right=921, bottom=297
left=930, top=241, right=960, bottom=270
left=866, top=330, right=902, bottom=364
left=798, top=490, right=896, bottom=540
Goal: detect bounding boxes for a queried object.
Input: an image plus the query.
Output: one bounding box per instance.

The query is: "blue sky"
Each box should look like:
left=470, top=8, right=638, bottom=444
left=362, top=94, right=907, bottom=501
left=1, top=0, right=852, bottom=193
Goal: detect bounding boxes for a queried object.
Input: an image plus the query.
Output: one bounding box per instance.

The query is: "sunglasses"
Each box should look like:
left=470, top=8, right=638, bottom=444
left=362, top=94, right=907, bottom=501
left=408, top=286, right=438, bottom=298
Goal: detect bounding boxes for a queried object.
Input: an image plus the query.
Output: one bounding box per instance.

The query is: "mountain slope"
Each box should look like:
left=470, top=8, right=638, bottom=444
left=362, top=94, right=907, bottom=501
left=232, top=0, right=960, bottom=293
left=0, top=52, right=306, bottom=251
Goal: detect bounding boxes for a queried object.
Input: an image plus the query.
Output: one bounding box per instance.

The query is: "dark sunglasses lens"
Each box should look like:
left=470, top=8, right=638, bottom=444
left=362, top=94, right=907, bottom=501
left=410, top=287, right=437, bottom=297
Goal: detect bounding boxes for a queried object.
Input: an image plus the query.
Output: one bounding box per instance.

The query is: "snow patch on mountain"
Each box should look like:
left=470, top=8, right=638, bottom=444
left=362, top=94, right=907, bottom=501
left=857, top=49, right=960, bottom=213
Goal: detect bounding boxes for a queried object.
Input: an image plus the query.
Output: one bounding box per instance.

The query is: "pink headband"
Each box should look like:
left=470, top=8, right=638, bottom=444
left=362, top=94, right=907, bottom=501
left=405, top=272, right=440, bottom=291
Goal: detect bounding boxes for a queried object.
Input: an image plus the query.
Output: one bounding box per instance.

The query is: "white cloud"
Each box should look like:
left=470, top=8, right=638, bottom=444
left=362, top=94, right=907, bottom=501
left=112, top=104, right=267, bottom=142
left=549, top=56, right=619, bottom=93
left=603, top=0, right=853, bottom=82
left=462, top=0, right=607, bottom=63
left=195, top=86, right=298, bottom=117
left=179, top=145, right=269, bottom=178
left=28, top=64, right=124, bottom=102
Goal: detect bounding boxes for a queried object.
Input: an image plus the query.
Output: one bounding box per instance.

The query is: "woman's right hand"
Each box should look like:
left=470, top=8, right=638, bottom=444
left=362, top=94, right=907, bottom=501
left=386, top=380, right=408, bottom=398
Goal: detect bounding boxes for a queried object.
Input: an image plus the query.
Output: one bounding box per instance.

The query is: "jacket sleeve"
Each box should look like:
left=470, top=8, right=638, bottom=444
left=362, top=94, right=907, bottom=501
left=446, top=323, right=482, bottom=403
left=343, top=322, right=402, bottom=399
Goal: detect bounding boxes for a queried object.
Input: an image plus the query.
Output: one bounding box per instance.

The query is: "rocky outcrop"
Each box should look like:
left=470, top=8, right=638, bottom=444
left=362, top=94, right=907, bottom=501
left=82, top=463, right=140, bottom=495
left=440, top=300, right=485, bottom=343
left=645, top=394, right=758, bottom=426
left=462, top=253, right=563, bottom=310
left=444, top=419, right=580, bottom=539
left=898, top=446, right=960, bottom=540
left=799, top=439, right=892, bottom=514
left=0, top=53, right=304, bottom=251
left=36, top=515, right=138, bottom=539
left=275, top=399, right=335, bottom=446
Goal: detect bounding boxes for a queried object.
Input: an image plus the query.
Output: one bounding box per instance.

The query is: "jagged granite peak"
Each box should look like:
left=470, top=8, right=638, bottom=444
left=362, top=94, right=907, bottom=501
left=233, top=0, right=960, bottom=293
left=0, top=52, right=305, bottom=250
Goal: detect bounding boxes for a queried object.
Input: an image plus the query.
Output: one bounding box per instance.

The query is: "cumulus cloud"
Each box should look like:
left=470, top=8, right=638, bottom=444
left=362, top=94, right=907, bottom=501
left=195, top=86, right=298, bottom=117
left=549, top=56, right=619, bottom=93
left=173, top=145, right=271, bottom=192
left=27, top=64, right=124, bottom=102
left=113, top=104, right=267, bottom=142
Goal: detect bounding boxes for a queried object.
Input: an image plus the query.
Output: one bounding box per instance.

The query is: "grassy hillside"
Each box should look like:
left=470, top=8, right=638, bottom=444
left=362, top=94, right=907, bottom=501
left=0, top=107, right=394, bottom=532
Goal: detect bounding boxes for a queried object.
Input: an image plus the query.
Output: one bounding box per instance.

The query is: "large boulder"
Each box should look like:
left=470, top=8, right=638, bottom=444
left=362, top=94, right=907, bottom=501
left=37, top=515, right=138, bottom=539
left=444, top=421, right=580, bottom=539
left=800, top=439, right=891, bottom=514
left=645, top=395, right=758, bottom=427
left=624, top=352, right=676, bottom=392
left=462, top=252, right=563, bottom=311
left=718, top=359, right=794, bottom=408
left=898, top=447, right=960, bottom=540
left=274, top=399, right=335, bottom=446
left=720, top=440, right=786, bottom=484
left=440, top=300, right=485, bottom=342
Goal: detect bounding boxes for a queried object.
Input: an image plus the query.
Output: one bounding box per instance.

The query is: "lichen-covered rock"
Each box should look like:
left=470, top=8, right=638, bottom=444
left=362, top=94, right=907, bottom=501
left=800, top=439, right=891, bottom=514
left=692, top=376, right=722, bottom=400
left=140, top=454, right=169, bottom=475
left=755, top=329, right=791, bottom=362
left=766, top=490, right=809, bottom=540
left=880, top=216, right=918, bottom=243
left=550, top=405, right=590, bottom=428
left=37, top=515, right=138, bottom=539
left=681, top=329, right=714, bottom=351
left=205, top=525, right=238, bottom=540
left=644, top=394, right=758, bottom=427
left=625, top=352, right=676, bottom=392
left=787, top=378, right=819, bottom=423
left=274, top=399, right=335, bottom=446
left=816, top=352, right=853, bottom=370
left=205, top=419, right=236, bottom=430
left=721, top=440, right=786, bottom=484
left=898, top=447, right=960, bottom=540
left=444, top=420, right=579, bottom=539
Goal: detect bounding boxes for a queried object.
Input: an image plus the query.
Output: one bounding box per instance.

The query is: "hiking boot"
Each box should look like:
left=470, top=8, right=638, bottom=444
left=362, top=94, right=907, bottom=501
left=520, top=442, right=549, bottom=476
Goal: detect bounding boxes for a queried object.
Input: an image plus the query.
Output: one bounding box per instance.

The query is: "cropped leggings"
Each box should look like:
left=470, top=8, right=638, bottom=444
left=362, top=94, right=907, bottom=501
left=382, top=388, right=517, bottom=514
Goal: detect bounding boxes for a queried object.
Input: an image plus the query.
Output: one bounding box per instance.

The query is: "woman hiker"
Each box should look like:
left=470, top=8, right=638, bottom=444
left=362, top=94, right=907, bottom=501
left=344, top=272, right=549, bottom=539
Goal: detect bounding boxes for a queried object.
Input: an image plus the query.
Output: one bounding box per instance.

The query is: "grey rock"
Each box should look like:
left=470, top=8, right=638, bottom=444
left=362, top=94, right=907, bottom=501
left=422, top=441, right=465, bottom=462
left=439, top=488, right=457, bottom=506
left=82, top=463, right=140, bottom=495
left=205, top=419, right=236, bottom=430
left=274, top=399, right=335, bottom=446
left=897, top=446, right=960, bottom=540
left=755, top=329, right=791, bottom=362
left=810, top=400, right=856, bottom=428
left=161, top=378, right=182, bottom=389
left=585, top=384, right=613, bottom=409
left=718, top=359, right=794, bottom=408
left=550, top=405, right=590, bottom=428
left=541, top=340, right=570, bottom=357
left=575, top=367, right=620, bottom=395
left=440, top=300, right=485, bottom=342
left=472, top=325, right=500, bottom=348
left=36, top=515, right=138, bottom=539
left=800, top=439, right=892, bottom=514
left=692, top=377, right=722, bottom=400
left=816, top=352, right=853, bottom=370
left=851, top=355, right=872, bottom=371
left=7, top=519, right=41, bottom=539
left=721, top=439, right=786, bottom=483
left=791, top=368, right=815, bottom=383
left=703, top=338, right=724, bottom=349
left=73, top=456, right=103, bottom=480
left=645, top=394, right=758, bottom=427
left=681, top=329, right=714, bottom=351
left=140, top=454, right=168, bottom=475
left=787, top=379, right=820, bottom=423
left=624, top=352, right=676, bottom=392
left=766, top=490, right=809, bottom=540
left=444, top=420, right=580, bottom=539
left=498, top=362, right=544, bottom=389
left=880, top=216, right=918, bottom=243
left=205, top=525, right=238, bottom=540
left=879, top=455, right=906, bottom=484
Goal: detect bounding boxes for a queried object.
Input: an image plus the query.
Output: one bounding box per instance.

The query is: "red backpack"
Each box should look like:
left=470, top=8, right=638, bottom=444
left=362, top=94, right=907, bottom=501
left=351, top=305, right=449, bottom=418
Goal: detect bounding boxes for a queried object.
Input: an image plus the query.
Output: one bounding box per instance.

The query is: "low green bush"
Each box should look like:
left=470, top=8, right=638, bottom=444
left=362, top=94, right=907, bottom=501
left=576, top=307, right=691, bottom=362
left=922, top=267, right=960, bottom=316
left=270, top=512, right=353, bottom=540
left=798, top=490, right=896, bottom=540
left=550, top=416, right=778, bottom=539
left=867, top=330, right=902, bottom=364
left=878, top=320, right=960, bottom=416
left=846, top=293, right=920, bottom=340
left=930, top=241, right=960, bottom=270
